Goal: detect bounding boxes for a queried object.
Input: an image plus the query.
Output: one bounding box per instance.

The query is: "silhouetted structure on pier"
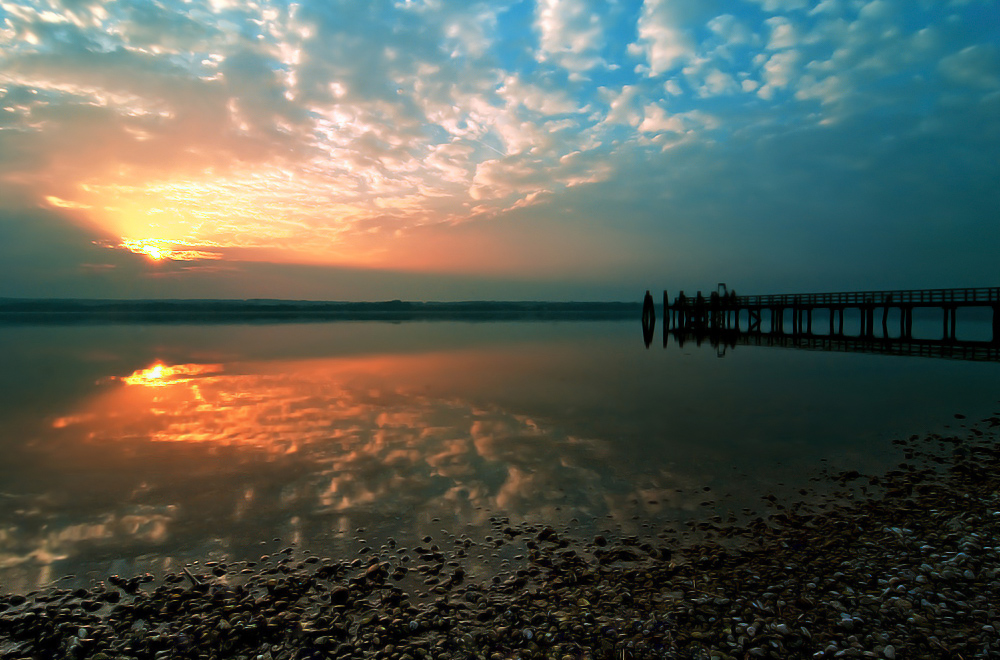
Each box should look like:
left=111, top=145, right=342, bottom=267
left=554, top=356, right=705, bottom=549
left=642, top=286, right=1000, bottom=361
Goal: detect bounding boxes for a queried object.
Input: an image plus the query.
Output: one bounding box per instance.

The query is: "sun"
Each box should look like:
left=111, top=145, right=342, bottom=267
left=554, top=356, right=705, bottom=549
left=120, top=239, right=172, bottom=261
left=143, top=245, right=168, bottom=260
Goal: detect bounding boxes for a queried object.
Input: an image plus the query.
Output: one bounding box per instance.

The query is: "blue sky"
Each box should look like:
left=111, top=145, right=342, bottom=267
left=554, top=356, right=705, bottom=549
left=0, top=0, right=997, bottom=300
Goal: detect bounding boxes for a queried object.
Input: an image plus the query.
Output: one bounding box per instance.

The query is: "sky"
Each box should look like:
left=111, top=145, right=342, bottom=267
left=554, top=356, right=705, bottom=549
left=0, top=0, right=997, bottom=301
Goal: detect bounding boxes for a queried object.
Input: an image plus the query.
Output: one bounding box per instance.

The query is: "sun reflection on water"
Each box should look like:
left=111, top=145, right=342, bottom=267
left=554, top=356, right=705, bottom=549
left=119, top=362, right=224, bottom=387
left=7, top=346, right=710, bottom=593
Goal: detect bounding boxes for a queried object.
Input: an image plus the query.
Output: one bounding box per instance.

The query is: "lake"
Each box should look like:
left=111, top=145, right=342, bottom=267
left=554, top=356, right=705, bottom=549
left=0, top=318, right=997, bottom=594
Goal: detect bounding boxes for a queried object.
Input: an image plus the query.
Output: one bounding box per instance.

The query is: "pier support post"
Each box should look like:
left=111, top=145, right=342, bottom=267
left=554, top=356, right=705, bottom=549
left=642, top=290, right=655, bottom=348
left=942, top=306, right=959, bottom=340
left=994, top=305, right=1000, bottom=344
left=663, top=291, right=670, bottom=331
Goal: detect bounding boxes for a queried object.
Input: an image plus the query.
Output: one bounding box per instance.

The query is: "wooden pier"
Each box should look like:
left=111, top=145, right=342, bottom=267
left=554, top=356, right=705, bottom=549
left=644, top=286, right=1000, bottom=358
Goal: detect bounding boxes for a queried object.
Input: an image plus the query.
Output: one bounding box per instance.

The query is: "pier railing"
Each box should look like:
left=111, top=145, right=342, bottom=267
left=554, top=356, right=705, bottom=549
left=732, top=287, right=1000, bottom=308
left=644, top=285, right=1000, bottom=350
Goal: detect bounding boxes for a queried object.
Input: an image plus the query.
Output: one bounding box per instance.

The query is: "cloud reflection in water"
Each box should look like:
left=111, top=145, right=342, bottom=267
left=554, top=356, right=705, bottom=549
left=8, top=350, right=646, bottom=589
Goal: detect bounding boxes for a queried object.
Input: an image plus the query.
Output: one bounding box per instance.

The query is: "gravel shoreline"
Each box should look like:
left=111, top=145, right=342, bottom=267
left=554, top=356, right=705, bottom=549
left=2, top=416, right=999, bottom=659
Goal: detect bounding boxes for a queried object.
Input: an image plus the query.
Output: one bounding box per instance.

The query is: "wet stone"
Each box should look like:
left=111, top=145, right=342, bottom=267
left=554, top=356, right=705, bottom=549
left=3, top=417, right=1000, bottom=660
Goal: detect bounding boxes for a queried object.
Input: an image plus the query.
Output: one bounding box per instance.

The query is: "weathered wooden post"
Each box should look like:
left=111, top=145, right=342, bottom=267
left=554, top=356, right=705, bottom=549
left=882, top=294, right=892, bottom=338
left=662, top=290, right=670, bottom=348
left=642, top=290, right=655, bottom=348
left=663, top=290, right=670, bottom=331
left=994, top=304, right=1000, bottom=345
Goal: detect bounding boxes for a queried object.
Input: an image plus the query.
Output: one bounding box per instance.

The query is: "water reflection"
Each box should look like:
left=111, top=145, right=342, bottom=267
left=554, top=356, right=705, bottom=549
left=0, top=320, right=997, bottom=593
left=2, top=347, right=649, bottom=592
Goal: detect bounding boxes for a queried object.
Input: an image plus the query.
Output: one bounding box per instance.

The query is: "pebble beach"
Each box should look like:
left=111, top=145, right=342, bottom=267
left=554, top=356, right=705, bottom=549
left=2, top=414, right=999, bottom=660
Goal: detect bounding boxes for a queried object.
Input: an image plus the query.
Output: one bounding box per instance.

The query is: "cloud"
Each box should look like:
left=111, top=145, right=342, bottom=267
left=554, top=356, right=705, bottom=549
left=939, top=45, right=1000, bottom=90
left=630, top=0, right=693, bottom=76
left=764, top=16, right=799, bottom=50
left=534, top=0, right=607, bottom=74
left=0, top=0, right=997, bottom=297
left=757, top=49, right=801, bottom=99
left=638, top=105, right=716, bottom=135
left=745, top=0, right=808, bottom=11
left=469, top=155, right=548, bottom=201
left=706, top=14, right=755, bottom=47
left=498, top=74, right=582, bottom=115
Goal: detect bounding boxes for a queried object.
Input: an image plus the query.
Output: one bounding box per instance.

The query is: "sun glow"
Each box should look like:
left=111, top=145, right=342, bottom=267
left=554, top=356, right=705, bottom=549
left=121, top=239, right=171, bottom=261
left=144, top=245, right=167, bottom=260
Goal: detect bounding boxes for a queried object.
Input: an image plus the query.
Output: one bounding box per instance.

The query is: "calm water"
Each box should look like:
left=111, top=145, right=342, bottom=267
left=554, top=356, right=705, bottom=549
left=0, top=319, right=997, bottom=593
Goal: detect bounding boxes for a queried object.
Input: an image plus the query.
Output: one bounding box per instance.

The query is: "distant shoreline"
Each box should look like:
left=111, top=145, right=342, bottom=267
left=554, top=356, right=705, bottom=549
left=0, top=298, right=641, bottom=324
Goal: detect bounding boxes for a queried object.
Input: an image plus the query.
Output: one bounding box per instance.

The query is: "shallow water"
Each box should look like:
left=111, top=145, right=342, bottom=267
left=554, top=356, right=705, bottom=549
left=0, top=319, right=997, bottom=594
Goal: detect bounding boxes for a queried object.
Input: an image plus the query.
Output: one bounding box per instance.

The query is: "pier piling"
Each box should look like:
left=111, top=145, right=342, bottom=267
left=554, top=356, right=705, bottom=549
left=643, top=284, right=1000, bottom=361
left=653, top=286, right=1000, bottom=358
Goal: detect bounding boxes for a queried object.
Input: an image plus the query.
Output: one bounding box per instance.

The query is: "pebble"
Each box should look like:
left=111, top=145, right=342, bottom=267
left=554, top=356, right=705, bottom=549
left=1, top=419, right=1000, bottom=660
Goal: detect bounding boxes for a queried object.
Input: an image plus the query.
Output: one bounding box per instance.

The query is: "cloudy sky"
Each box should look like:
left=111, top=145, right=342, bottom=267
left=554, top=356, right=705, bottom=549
left=0, top=0, right=997, bottom=300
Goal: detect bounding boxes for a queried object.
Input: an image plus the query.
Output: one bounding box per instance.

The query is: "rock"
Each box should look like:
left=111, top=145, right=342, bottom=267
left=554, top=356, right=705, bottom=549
left=330, top=586, right=350, bottom=605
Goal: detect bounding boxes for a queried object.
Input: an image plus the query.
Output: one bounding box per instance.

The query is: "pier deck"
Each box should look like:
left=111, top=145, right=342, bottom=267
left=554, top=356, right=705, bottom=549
left=645, top=286, right=1000, bottom=351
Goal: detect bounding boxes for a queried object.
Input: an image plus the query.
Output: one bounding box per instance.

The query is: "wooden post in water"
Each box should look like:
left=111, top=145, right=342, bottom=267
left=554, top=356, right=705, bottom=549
left=994, top=304, right=1000, bottom=345
left=641, top=290, right=655, bottom=348
left=663, top=290, right=670, bottom=331
left=882, top=294, right=891, bottom=338
left=941, top=305, right=958, bottom=340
